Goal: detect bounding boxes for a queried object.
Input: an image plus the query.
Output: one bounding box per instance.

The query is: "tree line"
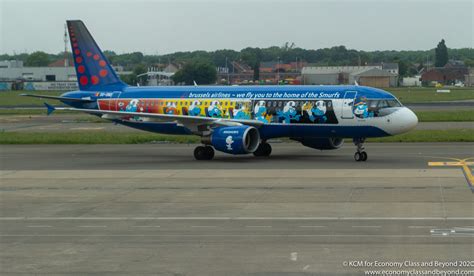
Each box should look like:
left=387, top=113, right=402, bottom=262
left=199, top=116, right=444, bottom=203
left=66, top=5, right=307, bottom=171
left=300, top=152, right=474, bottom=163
left=1, top=40, right=472, bottom=84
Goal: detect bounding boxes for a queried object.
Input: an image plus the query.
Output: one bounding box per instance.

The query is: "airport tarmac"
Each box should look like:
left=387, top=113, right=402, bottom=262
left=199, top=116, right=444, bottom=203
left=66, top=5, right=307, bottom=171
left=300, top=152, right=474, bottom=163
left=0, top=143, right=473, bottom=275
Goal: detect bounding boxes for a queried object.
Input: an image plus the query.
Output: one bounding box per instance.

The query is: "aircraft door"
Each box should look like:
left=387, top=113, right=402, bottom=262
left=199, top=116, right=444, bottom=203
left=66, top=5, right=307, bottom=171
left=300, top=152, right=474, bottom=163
left=341, top=91, right=357, bottom=119
left=112, top=91, right=121, bottom=111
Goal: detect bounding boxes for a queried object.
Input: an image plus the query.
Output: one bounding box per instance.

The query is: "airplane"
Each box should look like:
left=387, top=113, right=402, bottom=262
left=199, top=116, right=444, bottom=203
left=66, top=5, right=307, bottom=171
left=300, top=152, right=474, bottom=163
left=22, top=20, right=418, bottom=161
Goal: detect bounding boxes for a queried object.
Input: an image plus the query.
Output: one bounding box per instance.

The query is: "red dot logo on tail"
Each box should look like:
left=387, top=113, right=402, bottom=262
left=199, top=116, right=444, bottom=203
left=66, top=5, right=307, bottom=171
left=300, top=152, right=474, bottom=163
left=80, top=76, right=88, bottom=85
left=78, top=65, right=85, bottom=74
left=91, top=76, right=99, bottom=85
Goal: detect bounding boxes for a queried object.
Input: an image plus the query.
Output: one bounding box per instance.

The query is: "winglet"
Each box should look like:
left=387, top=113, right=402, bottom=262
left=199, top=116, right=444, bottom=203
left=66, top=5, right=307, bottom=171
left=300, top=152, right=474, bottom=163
left=44, top=102, right=56, bottom=116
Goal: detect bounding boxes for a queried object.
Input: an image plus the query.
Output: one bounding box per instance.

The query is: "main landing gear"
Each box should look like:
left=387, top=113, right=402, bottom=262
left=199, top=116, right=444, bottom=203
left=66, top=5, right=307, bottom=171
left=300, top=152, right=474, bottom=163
left=353, top=138, right=368, bottom=162
left=253, top=142, right=272, bottom=157
left=194, top=145, right=215, bottom=160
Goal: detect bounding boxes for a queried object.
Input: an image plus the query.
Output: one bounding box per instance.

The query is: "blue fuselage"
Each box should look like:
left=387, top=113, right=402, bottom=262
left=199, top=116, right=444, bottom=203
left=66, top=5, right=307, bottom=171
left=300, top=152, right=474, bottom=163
left=62, top=85, right=418, bottom=140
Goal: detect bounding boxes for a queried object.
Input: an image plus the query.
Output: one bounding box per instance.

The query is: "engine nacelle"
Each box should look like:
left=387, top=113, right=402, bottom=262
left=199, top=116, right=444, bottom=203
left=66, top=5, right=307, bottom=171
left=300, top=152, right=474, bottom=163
left=294, top=137, right=344, bottom=150
left=209, top=126, right=260, bottom=154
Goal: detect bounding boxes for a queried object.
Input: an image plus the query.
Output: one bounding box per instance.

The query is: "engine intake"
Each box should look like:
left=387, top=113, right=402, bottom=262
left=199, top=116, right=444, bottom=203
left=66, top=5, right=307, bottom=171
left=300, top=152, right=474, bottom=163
left=209, top=126, right=260, bottom=154
left=294, top=137, right=344, bottom=150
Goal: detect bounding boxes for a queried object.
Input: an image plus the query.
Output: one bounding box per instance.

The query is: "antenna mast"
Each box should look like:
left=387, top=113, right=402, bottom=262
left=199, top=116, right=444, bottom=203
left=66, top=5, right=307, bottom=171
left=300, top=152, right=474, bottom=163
left=64, top=24, right=68, bottom=67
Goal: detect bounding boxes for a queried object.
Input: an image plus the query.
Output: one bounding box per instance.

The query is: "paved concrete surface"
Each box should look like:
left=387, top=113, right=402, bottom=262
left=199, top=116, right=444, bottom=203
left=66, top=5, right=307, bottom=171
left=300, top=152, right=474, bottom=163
left=0, top=143, right=473, bottom=275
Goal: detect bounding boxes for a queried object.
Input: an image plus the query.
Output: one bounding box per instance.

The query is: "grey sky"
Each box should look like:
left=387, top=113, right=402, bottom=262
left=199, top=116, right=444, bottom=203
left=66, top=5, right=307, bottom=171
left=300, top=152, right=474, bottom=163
left=0, top=0, right=472, bottom=55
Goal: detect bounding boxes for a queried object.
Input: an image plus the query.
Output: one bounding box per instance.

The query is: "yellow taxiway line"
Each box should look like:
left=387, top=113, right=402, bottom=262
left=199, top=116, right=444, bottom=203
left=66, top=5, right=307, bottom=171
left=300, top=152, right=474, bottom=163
left=428, top=158, right=474, bottom=191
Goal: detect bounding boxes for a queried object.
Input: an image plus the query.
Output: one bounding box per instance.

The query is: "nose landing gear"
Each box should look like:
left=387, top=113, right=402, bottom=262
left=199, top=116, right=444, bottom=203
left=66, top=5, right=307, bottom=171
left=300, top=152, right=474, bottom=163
left=353, top=138, right=367, bottom=162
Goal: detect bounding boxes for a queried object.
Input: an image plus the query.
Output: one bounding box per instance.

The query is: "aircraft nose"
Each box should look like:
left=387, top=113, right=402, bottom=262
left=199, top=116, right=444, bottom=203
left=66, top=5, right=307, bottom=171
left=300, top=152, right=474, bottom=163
left=397, top=107, right=418, bottom=133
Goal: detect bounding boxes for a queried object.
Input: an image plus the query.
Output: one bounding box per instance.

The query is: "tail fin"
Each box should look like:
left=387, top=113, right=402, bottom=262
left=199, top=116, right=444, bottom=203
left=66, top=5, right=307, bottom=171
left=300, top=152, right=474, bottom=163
left=67, top=20, right=127, bottom=91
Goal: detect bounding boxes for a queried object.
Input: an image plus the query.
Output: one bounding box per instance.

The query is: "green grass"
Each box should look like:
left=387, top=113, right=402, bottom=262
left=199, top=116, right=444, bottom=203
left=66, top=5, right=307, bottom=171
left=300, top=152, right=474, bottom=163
left=0, top=90, right=62, bottom=107
left=368, top=129, right=474, bottom=142
left=0, top=109, right=77, bottom=115
left=0, top=132, right=200, bottom=144
left=1, top=129, right=472, bottom=144
left=387, top=87, right=474, bottom=103
left=414, top=110, right=474, bottom=122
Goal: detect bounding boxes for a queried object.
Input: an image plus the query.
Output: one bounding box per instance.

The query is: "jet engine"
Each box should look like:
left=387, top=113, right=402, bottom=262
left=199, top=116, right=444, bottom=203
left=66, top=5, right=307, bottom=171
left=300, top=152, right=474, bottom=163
left=208, top=126, right=260, bottom=154
left=293, top=137, right=344, bottom=150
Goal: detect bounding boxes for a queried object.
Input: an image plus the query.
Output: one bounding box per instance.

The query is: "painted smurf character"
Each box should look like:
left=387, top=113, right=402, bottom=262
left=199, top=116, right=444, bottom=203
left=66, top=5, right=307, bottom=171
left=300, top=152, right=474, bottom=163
left=353, top=97, right=373, bottom=118
left=125, top=99, right=139, bottom=112
left=118, top=101, right=126, bottom=111
left=225, top=135, right=234, bottom=151
left=312, top=100, right=327, bottom=123
left=165, top=102, right=177, bottom=114
left=277, top=101, right=301, bottom=124
left=233, top=103, right=250, bottom=120
left=253, top=101, right=268, bottom=123
left=208, top=100, right=222, bottom=117
left=188, top=100, right=201, bottom=116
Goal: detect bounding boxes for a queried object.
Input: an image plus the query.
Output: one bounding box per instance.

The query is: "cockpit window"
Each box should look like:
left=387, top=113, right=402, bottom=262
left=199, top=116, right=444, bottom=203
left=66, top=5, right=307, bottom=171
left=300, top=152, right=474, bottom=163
left=354, top=98, right=401, bottom=118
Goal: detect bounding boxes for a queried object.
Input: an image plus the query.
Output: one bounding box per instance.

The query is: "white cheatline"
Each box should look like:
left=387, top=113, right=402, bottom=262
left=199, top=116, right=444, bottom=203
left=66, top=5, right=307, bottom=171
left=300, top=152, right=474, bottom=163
left=1, top=216, right=473, bottom=221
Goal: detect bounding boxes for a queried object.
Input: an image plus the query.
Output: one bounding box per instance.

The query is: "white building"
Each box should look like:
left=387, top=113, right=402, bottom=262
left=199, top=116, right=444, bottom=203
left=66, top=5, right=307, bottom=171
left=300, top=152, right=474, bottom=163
left=0, top=60, right=76, bottom=82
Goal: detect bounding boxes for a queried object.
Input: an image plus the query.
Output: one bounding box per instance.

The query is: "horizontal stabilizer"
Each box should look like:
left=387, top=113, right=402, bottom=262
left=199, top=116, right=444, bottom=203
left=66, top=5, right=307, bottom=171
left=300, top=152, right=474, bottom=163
left=44, top=102, right=56, bottom=116
left=20, top=94, right=95, bottom=102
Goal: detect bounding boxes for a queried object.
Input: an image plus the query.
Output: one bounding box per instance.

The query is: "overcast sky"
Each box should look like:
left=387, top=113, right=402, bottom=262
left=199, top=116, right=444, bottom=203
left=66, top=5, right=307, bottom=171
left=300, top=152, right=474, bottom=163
left=0, top=0, right=472, bottom=55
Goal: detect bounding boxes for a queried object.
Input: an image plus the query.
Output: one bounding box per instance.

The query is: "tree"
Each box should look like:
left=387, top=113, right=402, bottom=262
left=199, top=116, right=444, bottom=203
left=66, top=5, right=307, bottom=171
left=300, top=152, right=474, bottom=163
left=25, top=51, right=50, bottom=66
left=172, top=60, right=217, bottom=85
left=435, top=39, right=448, bottom=67
left=241, top=47, right=262, bottom=81
left=121, top=64, right=147, bottom=85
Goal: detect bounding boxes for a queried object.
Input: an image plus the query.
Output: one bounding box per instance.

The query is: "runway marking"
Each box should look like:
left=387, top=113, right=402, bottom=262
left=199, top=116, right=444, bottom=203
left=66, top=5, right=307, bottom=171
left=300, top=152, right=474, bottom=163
left=290, top=252, right=298, bottom=261
left=298, top=225, right=327, bottom=228
left=27, top=225, right=52, bottom=228
left=191, top=225, right=217, bottom=228
left=351, top=226, right=381, bottom=228
left=303, top=265, right=310, bottom=271
left=132, top=225, right=160, bottom=228
left=428, top=157, right=474, bottom=192
left=246, top=225, right=272, bottom=228
left=1, top=217, right=473, bottom=220
left=408, top=226, right=437, bottom=229
left=78, top=225, right=107, bottom=228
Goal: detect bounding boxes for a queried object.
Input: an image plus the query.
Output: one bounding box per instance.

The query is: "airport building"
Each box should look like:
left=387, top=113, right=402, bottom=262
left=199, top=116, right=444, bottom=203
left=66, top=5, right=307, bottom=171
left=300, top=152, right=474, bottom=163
left=0, top=60, right=78, bottom=90
left=301, top=64, right=399, bottom=87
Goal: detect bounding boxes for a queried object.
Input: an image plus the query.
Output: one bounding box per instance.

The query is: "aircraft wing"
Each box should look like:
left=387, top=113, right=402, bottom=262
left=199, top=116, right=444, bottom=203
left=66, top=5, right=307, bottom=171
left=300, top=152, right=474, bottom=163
left=47, top=105, right=264, bottom=133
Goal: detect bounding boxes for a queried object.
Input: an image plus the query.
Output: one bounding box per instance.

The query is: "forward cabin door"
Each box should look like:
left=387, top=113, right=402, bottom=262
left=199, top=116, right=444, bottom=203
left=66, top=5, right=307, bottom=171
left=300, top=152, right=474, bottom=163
left=341, top=91, right=357, bottom=119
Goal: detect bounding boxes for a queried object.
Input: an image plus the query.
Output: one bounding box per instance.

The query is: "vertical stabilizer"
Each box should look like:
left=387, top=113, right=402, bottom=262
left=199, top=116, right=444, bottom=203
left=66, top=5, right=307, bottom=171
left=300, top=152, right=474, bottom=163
left=67, top=20, right=126, bottom=91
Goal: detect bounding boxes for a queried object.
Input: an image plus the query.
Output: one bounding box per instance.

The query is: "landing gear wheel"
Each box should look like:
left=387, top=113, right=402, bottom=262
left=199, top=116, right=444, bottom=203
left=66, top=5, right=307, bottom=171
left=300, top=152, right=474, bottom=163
left=361, top=151, right=367, bottom=161
left=253, top=142, right=272, bottom=157
left=354, top=151, right=367, bottom=162
left=194, top=146, right=214, bottom=160
left=354, top=152, right=362, bottom=162
left=353, top=138, right=367, bottom=162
